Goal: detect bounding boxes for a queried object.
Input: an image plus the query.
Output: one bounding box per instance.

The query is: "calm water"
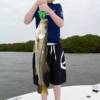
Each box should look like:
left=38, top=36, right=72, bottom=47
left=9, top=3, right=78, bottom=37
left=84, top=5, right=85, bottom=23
left=0, top=52, right=100, bottom=99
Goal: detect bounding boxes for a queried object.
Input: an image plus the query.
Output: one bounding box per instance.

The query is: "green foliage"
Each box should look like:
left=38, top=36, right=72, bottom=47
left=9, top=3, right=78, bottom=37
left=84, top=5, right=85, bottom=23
left=0, top=40, right=34, bottom=52
left=61, top=34, right=100, bottom=53
left=0, top=34, right=100, bottom=53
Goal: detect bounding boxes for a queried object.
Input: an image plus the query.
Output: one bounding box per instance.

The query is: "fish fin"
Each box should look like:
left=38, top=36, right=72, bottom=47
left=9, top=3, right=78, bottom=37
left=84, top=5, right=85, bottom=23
left=41, top=85, right=48, bottom=95
left=37, top=85, right=42, bottom=94
left=37, top=85, right=48, bottom=95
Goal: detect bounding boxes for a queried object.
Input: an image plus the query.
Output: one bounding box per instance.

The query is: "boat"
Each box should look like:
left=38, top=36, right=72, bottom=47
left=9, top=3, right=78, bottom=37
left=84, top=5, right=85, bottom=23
left=7, top=83, right=100, bottom=100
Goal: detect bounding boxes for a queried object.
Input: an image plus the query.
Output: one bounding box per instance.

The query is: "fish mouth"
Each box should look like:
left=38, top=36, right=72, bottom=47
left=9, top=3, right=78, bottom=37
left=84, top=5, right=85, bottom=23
left=38, top=34, right=45, bottom=39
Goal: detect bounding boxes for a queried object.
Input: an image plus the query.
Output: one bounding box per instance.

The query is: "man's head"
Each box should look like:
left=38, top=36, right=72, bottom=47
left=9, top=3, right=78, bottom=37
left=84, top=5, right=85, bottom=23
left=47, top=0, right=55, bottom=3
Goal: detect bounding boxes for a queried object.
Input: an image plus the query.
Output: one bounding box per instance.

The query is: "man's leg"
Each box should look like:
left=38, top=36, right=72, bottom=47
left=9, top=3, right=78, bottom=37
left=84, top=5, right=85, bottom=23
left=41, top=93, right=47, bottom=100
left=53, top=85, right=61, bottom=100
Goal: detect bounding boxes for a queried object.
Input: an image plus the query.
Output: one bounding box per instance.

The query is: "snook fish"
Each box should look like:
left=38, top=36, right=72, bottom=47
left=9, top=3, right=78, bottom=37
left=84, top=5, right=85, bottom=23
left=33, top=19, right=49, bottom=95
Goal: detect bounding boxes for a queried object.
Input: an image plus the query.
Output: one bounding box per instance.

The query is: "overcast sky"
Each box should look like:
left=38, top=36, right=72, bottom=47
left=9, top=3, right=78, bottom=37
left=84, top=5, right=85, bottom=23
left=0, top=0, right=100, bottom=43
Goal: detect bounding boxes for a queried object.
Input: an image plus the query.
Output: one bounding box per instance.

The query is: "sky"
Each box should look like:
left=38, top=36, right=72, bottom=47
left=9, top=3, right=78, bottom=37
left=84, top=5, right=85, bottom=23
left=0, top=0, right=100, bottom=43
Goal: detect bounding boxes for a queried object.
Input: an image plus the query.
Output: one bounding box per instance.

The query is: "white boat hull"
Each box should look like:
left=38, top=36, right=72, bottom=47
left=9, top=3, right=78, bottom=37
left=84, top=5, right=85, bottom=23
left=7, top=85, right=100, bottom=100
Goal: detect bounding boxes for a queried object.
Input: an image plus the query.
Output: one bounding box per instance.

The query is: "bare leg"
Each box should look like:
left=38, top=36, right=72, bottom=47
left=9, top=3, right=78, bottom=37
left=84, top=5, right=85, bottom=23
left=53, top=85, right=61, bottom=100
left=41, top=93, right=47, bottom=100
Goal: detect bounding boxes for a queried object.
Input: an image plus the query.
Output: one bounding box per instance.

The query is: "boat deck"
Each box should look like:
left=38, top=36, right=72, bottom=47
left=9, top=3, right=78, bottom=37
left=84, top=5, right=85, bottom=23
left=7, top=85, right=100, bottom=100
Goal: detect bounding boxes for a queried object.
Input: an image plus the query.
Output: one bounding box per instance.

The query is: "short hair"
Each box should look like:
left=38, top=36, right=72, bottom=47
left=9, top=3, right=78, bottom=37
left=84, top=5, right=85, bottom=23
left=47, top=0, right=55, bottom=3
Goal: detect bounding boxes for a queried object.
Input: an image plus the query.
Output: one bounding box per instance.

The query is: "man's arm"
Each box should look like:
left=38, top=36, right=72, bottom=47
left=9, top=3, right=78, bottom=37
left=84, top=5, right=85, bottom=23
left=48, top=8, right=64, bottom=27
left=24, top=2, right=38, bottom=25
left=39, top=4, right=64, bottom=28
left=24, top=0, right=43, bottom=25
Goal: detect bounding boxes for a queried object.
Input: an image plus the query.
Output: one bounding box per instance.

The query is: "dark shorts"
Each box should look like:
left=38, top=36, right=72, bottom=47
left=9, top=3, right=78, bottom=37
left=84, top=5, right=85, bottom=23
left=32, top=43, right=67, bottom=87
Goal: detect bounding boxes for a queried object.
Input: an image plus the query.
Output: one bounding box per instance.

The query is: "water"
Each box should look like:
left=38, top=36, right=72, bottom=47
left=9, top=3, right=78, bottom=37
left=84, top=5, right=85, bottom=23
left=0, top=52, right=100, bottom=99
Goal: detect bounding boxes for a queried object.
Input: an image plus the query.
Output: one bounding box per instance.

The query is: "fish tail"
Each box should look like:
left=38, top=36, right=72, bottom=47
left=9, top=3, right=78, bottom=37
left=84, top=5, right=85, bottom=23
left=41, top=85, right=48, bottom=95
left=37, top=85, right=48, bottom=95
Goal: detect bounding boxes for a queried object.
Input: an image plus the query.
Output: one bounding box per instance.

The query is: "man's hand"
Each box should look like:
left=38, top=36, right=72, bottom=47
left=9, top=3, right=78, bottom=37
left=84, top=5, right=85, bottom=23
left=39, top=4, right=51, bottom=14
left=36, top=0, right=45, bottom=6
